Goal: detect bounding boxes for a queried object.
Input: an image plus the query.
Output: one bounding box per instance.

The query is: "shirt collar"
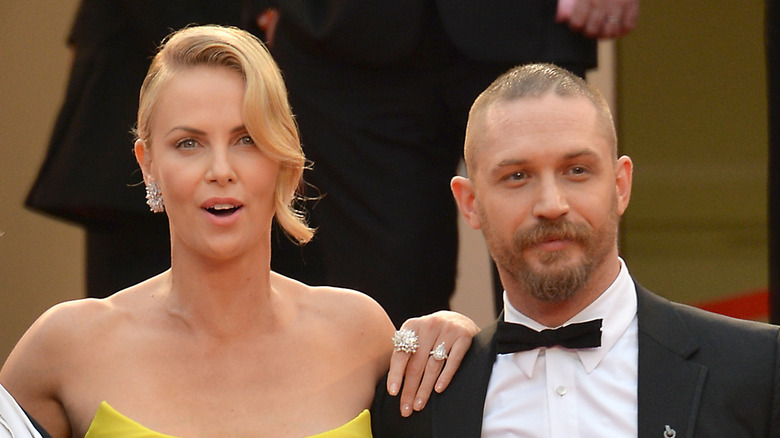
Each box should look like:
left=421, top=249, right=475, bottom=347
left=502, top=258, right=638, bottom=376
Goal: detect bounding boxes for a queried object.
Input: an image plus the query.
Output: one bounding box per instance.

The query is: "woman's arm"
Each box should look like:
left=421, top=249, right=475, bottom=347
left=0, top=301, right=96, bottom=438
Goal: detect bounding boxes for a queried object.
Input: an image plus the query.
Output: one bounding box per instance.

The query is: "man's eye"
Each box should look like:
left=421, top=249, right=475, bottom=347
left=508, top=172, right=526, bottom=181
left=570, top=166, right=588, bottom=175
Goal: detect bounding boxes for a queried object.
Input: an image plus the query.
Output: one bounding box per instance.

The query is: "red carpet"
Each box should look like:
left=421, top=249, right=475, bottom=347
left=694, top=288, right=769, bottom=321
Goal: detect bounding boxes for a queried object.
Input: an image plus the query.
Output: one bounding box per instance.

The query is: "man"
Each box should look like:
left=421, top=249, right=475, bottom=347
left=372, top=63, right=780, bottom=436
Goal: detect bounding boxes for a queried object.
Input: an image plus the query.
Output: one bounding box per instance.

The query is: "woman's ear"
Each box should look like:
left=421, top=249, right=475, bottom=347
left=134, top=139, right=150, bottom=181
left=451, top=176, right=481, bottom=229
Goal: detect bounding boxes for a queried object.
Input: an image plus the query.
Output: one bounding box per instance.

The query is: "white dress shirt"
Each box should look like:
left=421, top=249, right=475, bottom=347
left=482, top=258, right=638, bottom=438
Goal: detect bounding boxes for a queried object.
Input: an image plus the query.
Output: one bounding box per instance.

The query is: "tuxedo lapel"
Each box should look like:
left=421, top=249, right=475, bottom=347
left=429, top=285, right=709, bottom=437
left=636, top=285, right=707, bottom=438
left=433, top=320, right=499, bottom=437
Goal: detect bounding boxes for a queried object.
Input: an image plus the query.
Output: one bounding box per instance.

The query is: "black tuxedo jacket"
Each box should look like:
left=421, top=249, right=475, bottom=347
left=271, top=0, right=595, bottom=67
left=373, top=283, right=780, bottom=437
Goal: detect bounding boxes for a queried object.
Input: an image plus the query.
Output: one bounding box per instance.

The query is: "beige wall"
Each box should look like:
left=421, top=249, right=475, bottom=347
left=1, top=1, right=84, bottom=360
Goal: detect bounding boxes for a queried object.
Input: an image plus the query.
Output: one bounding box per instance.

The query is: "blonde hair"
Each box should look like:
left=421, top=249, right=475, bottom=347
left=136, top=25, right=313, bottom=243
left=464, top=63, right=617, bottom=174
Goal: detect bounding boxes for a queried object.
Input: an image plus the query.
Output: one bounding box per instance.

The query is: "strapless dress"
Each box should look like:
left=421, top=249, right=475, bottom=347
left=84, top=401, right=372, bottom=437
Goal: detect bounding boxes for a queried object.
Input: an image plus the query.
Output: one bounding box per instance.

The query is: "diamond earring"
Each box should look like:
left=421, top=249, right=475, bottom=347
left=145, top=181, right=165, bottom=213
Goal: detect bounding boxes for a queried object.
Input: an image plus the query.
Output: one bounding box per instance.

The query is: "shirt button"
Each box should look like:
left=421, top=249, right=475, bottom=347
left=556, top=385, right=567, bottom=396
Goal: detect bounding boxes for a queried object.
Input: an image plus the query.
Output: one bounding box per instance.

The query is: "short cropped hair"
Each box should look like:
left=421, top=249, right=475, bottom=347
left=136, top=25, right=313, bottom=243
left=464, top=63, right=617, bottom=174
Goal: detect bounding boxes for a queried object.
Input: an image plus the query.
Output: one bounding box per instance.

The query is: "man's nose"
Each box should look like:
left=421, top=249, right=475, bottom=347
left=532, top=177, right=569, bottom=220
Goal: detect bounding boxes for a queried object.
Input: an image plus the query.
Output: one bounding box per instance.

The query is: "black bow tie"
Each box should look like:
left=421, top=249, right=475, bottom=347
left=496, top=319, right=603, bottom=354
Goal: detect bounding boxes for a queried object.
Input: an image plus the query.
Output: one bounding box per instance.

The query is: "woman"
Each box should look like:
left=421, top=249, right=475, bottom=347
left=1, top=25, right=476, bottom=437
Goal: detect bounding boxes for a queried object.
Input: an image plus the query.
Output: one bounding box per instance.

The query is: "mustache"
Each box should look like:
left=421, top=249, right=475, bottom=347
left=515, top=220, right=591, bottom=249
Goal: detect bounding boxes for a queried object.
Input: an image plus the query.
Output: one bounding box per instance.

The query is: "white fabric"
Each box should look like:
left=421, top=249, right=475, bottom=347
left=482, top=258, right=638, bottom=438
left=0, top=385, right=43, bottom=438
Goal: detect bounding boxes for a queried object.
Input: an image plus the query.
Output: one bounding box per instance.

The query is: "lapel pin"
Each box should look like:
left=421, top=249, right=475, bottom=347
left=664, top=425, right=676, bottom=438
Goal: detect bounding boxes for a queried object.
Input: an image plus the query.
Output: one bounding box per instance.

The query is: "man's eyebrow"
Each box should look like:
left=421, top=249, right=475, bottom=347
left=487, top=159, right=528, bottom=179
left=563, top=149, right=598, bottom=160
left=495, top=158, right=529, bottom=168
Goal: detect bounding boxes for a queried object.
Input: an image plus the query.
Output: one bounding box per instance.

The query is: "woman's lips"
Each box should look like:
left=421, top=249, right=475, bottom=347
left=205, top=203, right=240, bottom=216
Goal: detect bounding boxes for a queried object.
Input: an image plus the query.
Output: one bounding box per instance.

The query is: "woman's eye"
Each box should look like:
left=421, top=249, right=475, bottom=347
left=176, top=138, right=198, bottom=150
left=238, top=135, right=255, bottom=146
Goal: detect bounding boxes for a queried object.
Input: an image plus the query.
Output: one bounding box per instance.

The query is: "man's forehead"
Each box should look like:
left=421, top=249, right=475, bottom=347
left=479, top=96, right=601, bottom=147
left=472, top=102, right=610, bottom=171
left=465, top=93, right=615, bottom=175
left=485, top=94, right=600, bottom=124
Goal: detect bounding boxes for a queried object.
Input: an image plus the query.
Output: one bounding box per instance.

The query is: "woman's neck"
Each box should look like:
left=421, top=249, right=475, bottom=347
left=162, top=244, right=282, bottom=339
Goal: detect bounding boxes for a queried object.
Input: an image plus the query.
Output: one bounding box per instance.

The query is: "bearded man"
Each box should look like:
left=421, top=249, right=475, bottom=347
left=371, top=63, right=780, bottom=438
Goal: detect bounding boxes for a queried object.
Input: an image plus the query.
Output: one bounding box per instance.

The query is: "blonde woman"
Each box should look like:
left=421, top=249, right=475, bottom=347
left=1, top=25, right=476, bottom=438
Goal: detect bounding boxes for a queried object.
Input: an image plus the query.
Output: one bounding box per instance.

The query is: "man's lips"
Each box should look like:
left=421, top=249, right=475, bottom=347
left=534, top=238, right=573, bottom=252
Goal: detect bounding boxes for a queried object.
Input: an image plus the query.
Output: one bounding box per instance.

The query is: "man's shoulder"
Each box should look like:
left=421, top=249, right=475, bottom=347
left=638, top=284, right=776, bottom=329
left=636, top=283, right=779, bottom=356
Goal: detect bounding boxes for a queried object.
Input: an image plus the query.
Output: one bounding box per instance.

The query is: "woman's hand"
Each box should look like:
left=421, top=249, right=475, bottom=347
left=385, top=311, right=480, bottom=417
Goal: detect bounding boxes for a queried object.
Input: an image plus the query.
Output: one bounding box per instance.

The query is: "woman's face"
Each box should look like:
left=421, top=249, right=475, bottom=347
left=137, top=65, right=280, bottom=261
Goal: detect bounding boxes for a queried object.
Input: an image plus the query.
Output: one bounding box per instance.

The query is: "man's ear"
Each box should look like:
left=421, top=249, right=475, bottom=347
left=134, top=139, right=151, bottom=182
left=451, top=176, right=481, bottom=229
left=615, top=155, right=633, bottom=216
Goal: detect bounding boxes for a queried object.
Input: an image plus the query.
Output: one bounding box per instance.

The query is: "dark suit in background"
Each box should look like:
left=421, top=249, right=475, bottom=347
left=372, top=284, right=780, bottom=437
left=768, top=0, right=780, bottom=323
left=267, top=1, right=597, bottom=325
left=26, top=0, right=260, bottom=297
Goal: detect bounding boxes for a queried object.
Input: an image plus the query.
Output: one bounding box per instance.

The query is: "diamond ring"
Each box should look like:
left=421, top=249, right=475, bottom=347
left=430, top=342, right=448, bottom=361
left=393, top=329, right=419, bottom=353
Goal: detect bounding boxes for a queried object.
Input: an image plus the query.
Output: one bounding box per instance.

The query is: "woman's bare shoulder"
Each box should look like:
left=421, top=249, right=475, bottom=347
left=272, top=272, right=394, bottom=343
left=0, top=278, right=160, bottom=379
left=272, top=273, right=395, bottom=385
left=10, top=298, right=110, bottom=353
left=275, top=273, right=392, bottom=328
left=3, top=297, right=123, bottom=372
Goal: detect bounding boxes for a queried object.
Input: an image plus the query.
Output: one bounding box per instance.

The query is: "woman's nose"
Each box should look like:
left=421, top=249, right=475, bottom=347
left=205, top=148, right=237, bottom=185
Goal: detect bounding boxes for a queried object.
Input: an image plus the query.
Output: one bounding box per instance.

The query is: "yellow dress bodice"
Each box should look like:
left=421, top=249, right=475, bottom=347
left=84, top=401, right=372, bottom=438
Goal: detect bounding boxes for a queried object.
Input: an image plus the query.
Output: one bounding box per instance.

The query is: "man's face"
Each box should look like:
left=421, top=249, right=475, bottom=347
left=461, top=94, right=631, bottom=303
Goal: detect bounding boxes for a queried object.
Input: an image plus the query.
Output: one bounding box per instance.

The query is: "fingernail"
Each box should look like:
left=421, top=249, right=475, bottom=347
left=389, top=382, right=399, bottom=396
left=435, top=382, right=444, bottom=393
left=414, top=398, right=424, bottom=410
left=401, top=404, right=412, bottom=417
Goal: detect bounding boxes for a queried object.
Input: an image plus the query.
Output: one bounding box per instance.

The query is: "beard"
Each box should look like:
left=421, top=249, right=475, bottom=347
left=483, top=211, right=619, bottom=302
